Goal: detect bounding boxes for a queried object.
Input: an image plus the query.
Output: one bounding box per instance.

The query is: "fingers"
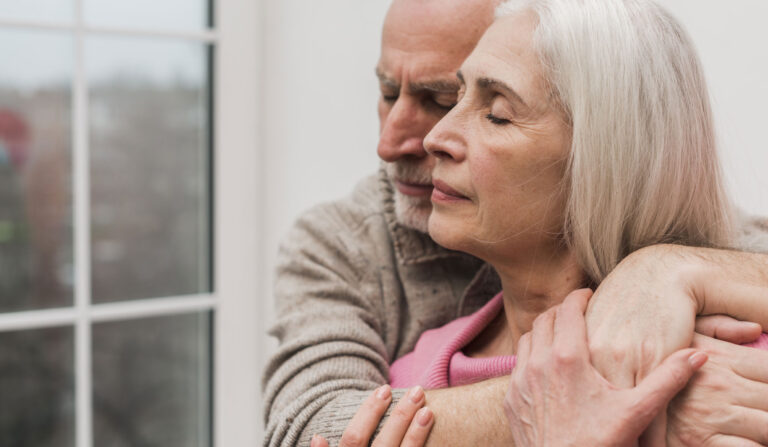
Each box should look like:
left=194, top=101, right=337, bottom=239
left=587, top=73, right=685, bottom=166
left=399, top=407, right=434, bottom=447
left=717, top=406, right=768, bottom=445
left=553, top=288, right=593, bottom=357
left=311, top=434, right=330, bottom=447
left=730, top=374, right=768, bottom=412
left=338, top=385, right=392, bottom=447
left=693, top=334, right=768, bottom=382
left=515, top=331, right=532, bottom=369
left=371, top=386, right=425, bottom=447
left=703, top=434, right=765, bottom=447
left=695, top=315, right=762, bottom=344
left=530, top=306, right=556, bottom=350
left=629, top=349, right=707, bottom=430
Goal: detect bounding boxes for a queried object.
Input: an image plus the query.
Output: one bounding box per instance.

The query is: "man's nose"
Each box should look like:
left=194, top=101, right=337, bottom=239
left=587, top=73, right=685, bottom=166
left=377, top=97, right=431, bottom=162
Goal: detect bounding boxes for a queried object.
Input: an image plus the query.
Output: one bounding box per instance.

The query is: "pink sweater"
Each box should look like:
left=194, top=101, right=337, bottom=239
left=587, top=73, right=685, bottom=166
left=389, top=292, right=768, bottom=389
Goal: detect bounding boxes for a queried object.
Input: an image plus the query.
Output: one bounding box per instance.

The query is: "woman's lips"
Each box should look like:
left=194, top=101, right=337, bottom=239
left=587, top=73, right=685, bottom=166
left=431, top=179, right=469, bottom=203
left=395, top=180, right=434, bottom=197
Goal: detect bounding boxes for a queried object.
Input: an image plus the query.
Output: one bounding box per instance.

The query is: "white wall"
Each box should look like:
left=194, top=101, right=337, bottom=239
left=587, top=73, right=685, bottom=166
left=663, top=0, right=768, bottom=216
left=256, top=0, right=768, bottom=437
left=259, top=0, right=391, bottom=314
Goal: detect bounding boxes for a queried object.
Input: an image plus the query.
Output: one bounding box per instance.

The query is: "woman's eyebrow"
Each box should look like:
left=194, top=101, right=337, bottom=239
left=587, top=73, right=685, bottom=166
left=476, top=76, right=529, bottom=108
left=458, top=70, right=529, bottom=108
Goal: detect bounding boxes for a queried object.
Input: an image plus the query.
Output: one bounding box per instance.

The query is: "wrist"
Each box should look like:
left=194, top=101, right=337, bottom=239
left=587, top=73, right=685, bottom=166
left=624, top=244, right=705, bottom=313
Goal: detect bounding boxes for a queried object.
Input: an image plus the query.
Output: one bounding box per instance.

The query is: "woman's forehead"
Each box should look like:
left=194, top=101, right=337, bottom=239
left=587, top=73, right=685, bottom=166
left=470, top=12, right=539, bottom=71
left=460, top=13, right=546, bottom=99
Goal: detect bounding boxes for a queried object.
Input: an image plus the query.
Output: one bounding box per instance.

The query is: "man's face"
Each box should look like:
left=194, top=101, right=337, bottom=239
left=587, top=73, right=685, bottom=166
left=376, top=0, right=495, bottom=232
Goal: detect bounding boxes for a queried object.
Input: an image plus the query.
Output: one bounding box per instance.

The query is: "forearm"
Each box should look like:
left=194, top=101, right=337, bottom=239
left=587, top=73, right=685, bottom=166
left=263, top=347, right=390, bottom=447
left=422, top=376, right=513, bottom=447
left=678, top=246, right=768, bottom=327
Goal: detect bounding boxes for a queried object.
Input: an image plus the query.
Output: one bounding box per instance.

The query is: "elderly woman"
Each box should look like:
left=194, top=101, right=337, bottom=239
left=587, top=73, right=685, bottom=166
left=313, top=0, right=768, bottom=445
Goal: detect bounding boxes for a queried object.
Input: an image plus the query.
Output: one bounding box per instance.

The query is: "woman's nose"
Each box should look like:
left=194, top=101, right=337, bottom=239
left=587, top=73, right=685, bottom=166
left=423, top=111, right=466, bottom=162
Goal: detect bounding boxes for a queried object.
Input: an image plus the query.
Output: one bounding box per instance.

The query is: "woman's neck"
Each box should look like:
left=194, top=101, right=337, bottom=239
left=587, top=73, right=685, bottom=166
left=468, top=248, right=587, bottom=357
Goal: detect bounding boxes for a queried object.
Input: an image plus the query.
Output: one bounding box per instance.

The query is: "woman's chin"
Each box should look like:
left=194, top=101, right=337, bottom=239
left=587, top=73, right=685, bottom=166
left=428, top=214, right=471, bottom=253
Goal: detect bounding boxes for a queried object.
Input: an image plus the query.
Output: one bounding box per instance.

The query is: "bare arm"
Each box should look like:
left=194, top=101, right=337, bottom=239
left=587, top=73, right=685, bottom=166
left=691, top=247, right=768, bottom=324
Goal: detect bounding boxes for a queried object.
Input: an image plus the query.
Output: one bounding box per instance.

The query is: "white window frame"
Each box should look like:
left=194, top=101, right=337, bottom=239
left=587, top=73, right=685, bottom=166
left=0, top=0, right=264, bottom=445
left=214, top=0, right=263, bottom=445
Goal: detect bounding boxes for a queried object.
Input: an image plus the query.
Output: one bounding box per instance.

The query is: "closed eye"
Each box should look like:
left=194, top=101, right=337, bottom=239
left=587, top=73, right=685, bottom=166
left=486, top=113, right=511, bottom=125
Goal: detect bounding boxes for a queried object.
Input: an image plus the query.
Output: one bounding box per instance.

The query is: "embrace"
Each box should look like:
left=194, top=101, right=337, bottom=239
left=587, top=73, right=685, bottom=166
left=265, top=0, right=768, bottom=446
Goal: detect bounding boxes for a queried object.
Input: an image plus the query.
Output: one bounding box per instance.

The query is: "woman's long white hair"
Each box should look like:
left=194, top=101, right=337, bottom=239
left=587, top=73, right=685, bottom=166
left=497, top=0, right=735, bottom=283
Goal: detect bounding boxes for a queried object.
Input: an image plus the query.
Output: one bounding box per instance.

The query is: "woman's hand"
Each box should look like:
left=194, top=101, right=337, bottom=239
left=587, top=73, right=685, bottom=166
left=505, top=288, right=707, bottom=447
left=666, top=334, right=768, bottom=446
left=311, top=385, right=434, bottom=447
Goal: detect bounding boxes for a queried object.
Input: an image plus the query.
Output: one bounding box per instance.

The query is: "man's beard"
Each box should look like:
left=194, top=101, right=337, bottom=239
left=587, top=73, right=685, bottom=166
left=384, top=161, right=433, bottom=234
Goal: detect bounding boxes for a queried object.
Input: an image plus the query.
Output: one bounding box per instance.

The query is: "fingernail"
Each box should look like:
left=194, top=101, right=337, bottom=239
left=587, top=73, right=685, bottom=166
left=416, top=407, right=433, bottom=426
left=408, top=386, right=424, bottom=404
left=688, top=351, right=708, bottom=369
left=310, top=434, right=321, bottom=447
left=376, top=384, right=391, bottom=400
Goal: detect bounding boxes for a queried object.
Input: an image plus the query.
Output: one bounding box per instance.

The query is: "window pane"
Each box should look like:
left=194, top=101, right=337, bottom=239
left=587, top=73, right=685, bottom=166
left=88, top=36, right=212, bottom=303
left=84, top=0, right=211, bottom=30
left=0, top=326, right=75, bottom=447
left=0, top=29, right=74, bottom=311
left=0, top=0, right=73, bottom=23
left=92, top=312, right=212, bottom=447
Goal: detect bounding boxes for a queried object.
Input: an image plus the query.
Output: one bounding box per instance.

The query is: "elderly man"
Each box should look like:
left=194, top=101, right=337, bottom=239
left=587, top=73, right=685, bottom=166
left=263, top=0, right=768, bottom=446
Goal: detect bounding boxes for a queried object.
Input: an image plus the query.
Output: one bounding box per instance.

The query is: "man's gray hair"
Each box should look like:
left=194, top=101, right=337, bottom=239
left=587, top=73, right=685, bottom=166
left=497, top=0, right=734, bottom=283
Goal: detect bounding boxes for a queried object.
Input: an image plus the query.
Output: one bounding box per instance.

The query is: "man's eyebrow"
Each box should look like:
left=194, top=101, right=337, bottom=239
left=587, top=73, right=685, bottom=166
left=376, top=67, right=457, bottom=94
left=408, top=79, right=459, bottom=94
left=375, top=67, right=399, bottom=88
left=477, top=76, right=529, bottom=108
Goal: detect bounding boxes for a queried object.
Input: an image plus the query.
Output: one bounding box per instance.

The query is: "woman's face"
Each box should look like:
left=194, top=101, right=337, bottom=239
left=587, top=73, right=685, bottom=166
left=424, top=12, right=572, bottom=264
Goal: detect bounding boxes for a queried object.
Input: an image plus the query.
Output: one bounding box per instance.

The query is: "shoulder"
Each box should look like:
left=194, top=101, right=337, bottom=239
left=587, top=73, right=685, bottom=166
left=276, top=171, right=396, bottom=289
left=733, top=210, right=768, bottom=254
left=284, top=172, right=392, bottom=256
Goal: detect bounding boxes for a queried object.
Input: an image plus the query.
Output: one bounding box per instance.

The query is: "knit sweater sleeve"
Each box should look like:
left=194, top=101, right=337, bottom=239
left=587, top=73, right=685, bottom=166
left=262, top=200, right=401, bottom=447
left=734, top=212, right=768, bottom=254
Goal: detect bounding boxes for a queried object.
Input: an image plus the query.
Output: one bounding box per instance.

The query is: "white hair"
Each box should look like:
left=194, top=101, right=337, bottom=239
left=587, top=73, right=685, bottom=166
left=496, top=0, right=735, bottom=283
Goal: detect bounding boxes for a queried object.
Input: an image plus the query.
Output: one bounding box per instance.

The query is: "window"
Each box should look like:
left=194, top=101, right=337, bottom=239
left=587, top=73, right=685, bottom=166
left=0, top=0, right=261, bottom=445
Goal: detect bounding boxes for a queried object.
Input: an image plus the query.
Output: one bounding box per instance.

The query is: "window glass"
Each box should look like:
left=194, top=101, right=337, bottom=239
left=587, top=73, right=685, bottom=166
left=92, top=312, right=212, bottom=447
left=0, top=326, right=75, bottom=447
left=87, top=36, right=212, bottom=303
left=0, top=29, right=73, bottom=311
left=84, top=0, right=210, bottom=31
left=0, top=0, right=73, bottom=23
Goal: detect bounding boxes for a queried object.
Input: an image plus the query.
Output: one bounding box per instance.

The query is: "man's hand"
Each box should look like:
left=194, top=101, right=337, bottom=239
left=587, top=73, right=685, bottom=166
left=505, top=289, right=707, bottom=447
left=584, top=245, right=768, bottom=445
left=666, top=334, right=768, bottom=447
left=585, top=245, right=700, bottom=388
left=311, top=385, right=433, bottom=447
left=694, top=315, right=762, bottom=345
left=586, top=244, right=768, bottom=387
